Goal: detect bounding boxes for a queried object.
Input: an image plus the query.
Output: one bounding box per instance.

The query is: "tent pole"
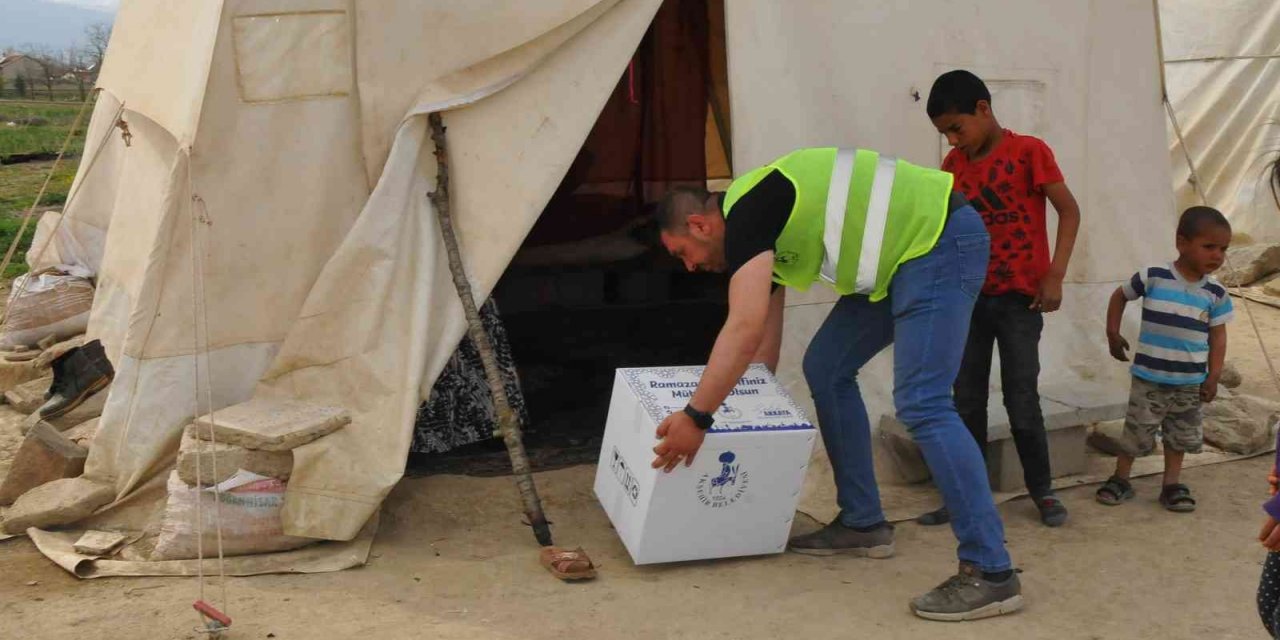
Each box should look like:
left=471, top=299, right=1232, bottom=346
left=427, top=112, right=553, bottom=547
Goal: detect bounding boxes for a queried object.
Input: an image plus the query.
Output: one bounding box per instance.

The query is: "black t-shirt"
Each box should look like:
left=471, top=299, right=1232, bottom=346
left=723, top=169, right=795, bottom=277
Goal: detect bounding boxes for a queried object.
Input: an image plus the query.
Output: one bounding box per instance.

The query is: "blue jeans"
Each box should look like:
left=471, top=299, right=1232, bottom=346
left=802, top=205, right=1012, bottom=573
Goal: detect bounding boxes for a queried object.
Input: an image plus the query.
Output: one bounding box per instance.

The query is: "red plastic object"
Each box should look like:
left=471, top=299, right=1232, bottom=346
left=193, top=600, right=232, bottom=627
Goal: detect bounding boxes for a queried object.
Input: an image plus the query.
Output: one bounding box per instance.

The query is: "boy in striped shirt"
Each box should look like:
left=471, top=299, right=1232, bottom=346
left=1096, top=206, right=1233, bottom=512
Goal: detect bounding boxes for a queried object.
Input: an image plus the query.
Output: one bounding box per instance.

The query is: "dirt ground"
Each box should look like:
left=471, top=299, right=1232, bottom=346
left=0, top=301, right=1278, bottom=640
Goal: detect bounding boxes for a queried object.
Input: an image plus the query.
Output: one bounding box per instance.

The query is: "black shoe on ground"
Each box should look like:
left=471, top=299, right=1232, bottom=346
left=916, top=506, right=950, bottom=526
left=1035, top=494, right=1068, bottom=527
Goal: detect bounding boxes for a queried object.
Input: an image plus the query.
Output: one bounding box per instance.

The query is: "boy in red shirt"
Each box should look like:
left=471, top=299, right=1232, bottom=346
left=919, top=70, right=1082, bottom=527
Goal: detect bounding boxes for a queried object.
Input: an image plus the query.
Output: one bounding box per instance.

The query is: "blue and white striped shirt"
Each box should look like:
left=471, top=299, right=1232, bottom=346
left=1122, top=264, right=1233, bottom=386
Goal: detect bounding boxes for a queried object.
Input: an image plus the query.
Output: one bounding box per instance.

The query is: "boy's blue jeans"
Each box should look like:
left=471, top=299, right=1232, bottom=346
left=801, top=205, right=1012, bottom=573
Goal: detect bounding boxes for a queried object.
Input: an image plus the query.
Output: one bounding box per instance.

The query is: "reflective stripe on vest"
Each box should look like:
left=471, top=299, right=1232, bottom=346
left=819, top=150, right=898, bottom=293
left=854, top=154, right=898, bottom=294
left=819, top=149, right=856, bottom=283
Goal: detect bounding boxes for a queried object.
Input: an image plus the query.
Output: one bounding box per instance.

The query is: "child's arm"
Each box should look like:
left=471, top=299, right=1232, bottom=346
left=1202, top=324, right=1227, bottom=402
left=1033, top=182, right=1081, bottom=313
left=1105, top=287, right=1130, bottom=361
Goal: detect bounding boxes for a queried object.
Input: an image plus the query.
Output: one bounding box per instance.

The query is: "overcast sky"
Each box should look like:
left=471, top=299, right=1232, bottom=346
left=47, top=0, right=119, bottom=10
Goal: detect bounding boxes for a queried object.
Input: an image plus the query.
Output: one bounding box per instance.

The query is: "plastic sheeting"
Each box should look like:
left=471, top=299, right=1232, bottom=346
left=1160, top=0, right=1280, bottom=242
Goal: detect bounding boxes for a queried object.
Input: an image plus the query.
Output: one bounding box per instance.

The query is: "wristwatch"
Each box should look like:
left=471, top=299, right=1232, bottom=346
left=683, top=404, right=715, bottom=431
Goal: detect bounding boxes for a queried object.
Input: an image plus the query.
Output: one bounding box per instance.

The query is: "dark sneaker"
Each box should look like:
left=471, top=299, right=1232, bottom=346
left=910, top=563, right=1023, bottom=622
left=1035, top=494, right=1068, bottom=527
left=916, top=506, right=950, bottom=526
left=787, top=520, right=894, bottom=558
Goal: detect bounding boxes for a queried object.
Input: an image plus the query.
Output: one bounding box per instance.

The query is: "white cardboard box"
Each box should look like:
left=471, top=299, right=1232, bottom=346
left=594, top=364, right=816, bottom=565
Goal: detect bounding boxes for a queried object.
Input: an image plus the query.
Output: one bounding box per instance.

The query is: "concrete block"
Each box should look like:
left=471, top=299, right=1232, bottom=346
left=874, top=420, right=930, bottom=484
left=73, top=530, right=128, bottom=556
left=0, top=421, right=88, bottom=505
left=4, top=376, right=51, bottom=414
left=177, top=426, right=293, bottom=486
left=1, top=476, right=114, bottom=533
left=191, top=398, right=349, bottom=452
left=988, top=424, right=1087, bottom=492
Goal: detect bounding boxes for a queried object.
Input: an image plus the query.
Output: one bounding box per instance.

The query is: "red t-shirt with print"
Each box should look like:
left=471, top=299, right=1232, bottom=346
left=942, top=130, right=1064, bottom=297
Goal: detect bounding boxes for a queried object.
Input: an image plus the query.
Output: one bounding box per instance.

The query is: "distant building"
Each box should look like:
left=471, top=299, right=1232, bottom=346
left=0, top=54, right=46, bottom=83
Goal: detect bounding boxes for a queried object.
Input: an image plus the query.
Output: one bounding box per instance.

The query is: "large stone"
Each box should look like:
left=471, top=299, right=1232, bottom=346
left=190, top=398, right=350, bottom=452
left=1, top=476, right=114, bottom=534
left=4, top=376, right=52, bottom=414
left=31, top=334, right=86, bottom=370
left=177, top=426, right=293, bottom=486
left=62, top=418, right=100, bottom=447
left=1264, top=276, right=1280, bottom=298
left=1220, top=362, right=1243, bottom=389
left=73, top=530, right=128, bottom=556
left=0, top=421, right=88, bottom=505
left=20, top=385, right=110, bottom=434
left=1202, top=389, right=1280, bottom=455
left=0, top=358, right=46, bottom=396
left=1087, top=420, right=1130, bottom=456
left=1218, top=244, right=1280, bottom=287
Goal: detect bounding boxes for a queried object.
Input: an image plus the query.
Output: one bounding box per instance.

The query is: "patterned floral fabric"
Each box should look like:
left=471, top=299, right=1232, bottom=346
left=411, top=299, right=529, bottom=453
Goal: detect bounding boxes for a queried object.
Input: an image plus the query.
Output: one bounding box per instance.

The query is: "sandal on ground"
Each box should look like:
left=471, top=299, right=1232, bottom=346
left=1095, top=476, right=1134, bottom=506
left=1159, top=483, right=1196, bottom=513
left=540, top=546, right=597, bottom=581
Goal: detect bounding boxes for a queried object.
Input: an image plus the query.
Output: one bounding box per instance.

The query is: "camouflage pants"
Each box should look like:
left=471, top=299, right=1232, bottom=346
left=1120, top=377, right=1203, bottom=456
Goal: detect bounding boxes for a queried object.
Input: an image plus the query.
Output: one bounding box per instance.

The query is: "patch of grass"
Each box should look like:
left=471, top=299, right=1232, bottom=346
left=0, top=100, right=89, bottom=159
left=0, top=217, right=35, bottom=278
left=0, top=159, right=78, bottom=218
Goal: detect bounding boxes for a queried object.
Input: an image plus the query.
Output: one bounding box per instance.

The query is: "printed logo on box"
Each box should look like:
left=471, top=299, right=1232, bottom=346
left=696, top=451, right=749, bottom=508
left=610, top=447, right=640, bottom=507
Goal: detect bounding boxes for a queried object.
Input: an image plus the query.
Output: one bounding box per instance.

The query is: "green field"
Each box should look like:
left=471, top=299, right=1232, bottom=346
left=0, top=101, right=89, bottom=159
left=0, top=100, right=90, bottom=278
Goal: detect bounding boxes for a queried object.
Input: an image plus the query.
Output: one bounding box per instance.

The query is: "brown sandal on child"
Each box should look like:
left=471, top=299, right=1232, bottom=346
left=1159, top=483, right=1196, bottom=513
left=540, top=546, right=597, bottom=581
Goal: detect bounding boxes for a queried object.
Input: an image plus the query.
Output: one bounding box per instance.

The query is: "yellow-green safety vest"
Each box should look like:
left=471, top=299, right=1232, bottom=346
left=723, top=148, right=953, bottom=301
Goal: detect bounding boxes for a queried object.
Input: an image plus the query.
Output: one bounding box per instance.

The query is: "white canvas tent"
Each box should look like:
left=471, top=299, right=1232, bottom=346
left=1160, top=0, right=1280, bottom=242
left=23, top=0, right=1219, bottom=553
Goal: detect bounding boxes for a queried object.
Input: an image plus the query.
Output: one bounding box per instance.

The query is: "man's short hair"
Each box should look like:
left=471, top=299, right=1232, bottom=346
left=1177, top=206, right=1231, bottom=238
left=656, top=186, right=713, bottom=233
left=927, top=70, right=992, bottom=119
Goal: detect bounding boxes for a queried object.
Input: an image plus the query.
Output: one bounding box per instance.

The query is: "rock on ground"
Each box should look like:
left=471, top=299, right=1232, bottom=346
left=61, top=418, right=99, bottom=447
left=1202, top=389, right=1280, bottom=455
left=1220, top=362, right=1243, bottom=389
left=1218, top=244, right=1280, bottom=287
left=1, top=476, right=114, bottom=534
left=4, top=376, right=51, bottom=414
left=0, top=421, right=87, bottom=505
left=1088, top=420, right=1132, bottom=457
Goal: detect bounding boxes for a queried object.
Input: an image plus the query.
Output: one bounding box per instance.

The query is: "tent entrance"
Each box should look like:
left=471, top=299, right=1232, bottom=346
left=409, top=0, right=731, bottom=476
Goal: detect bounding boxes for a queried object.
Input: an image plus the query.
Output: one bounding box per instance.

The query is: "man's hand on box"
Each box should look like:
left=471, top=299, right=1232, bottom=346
left=651, top=411, right=706, bottom=473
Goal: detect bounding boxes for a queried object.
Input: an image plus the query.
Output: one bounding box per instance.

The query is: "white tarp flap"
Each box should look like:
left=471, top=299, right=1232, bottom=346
left=259, top=0, right=662, bottom=540
left=725, top=0, right=1172, bottom=467
left=1160, top=0, right=1280, bottom=241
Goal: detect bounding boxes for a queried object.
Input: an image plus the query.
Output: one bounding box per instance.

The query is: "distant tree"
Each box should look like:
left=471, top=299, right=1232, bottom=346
left=14, top=74, right=27, bottom=99
left=84, top=22, right=112, bottom=78
left=0, top=75, right=6, bottom=99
